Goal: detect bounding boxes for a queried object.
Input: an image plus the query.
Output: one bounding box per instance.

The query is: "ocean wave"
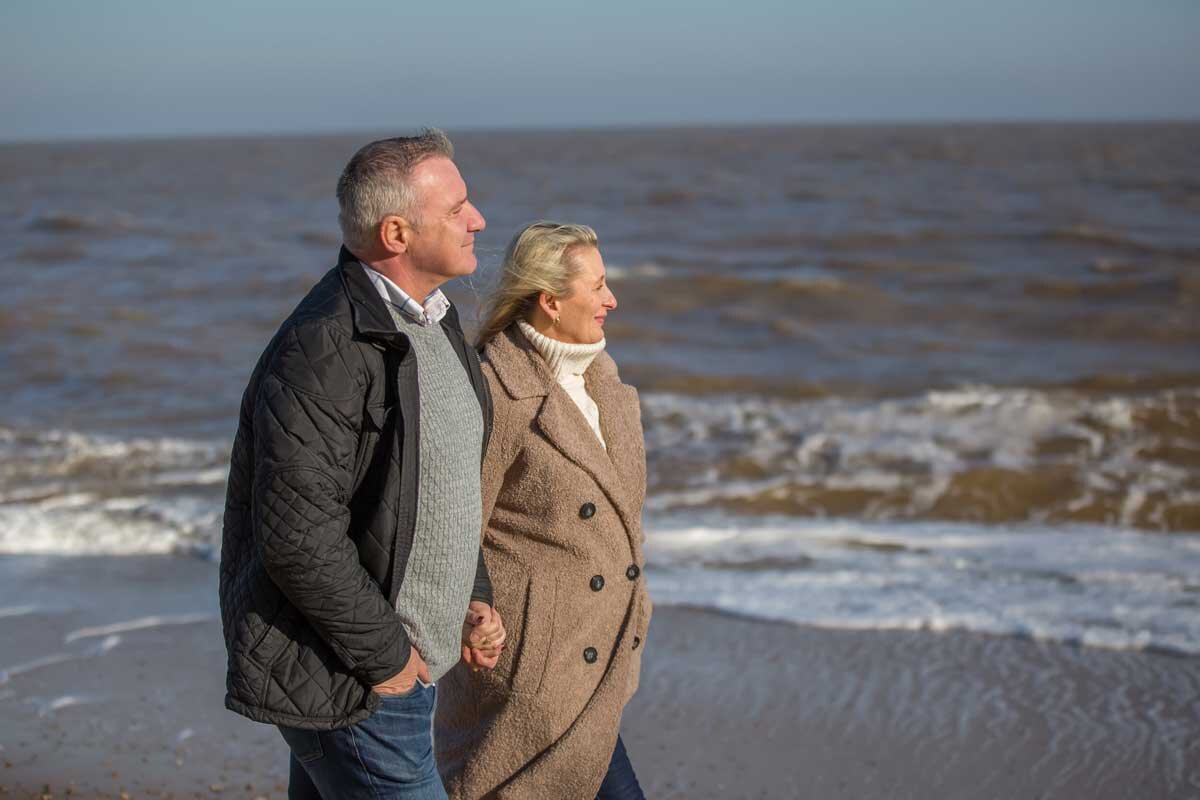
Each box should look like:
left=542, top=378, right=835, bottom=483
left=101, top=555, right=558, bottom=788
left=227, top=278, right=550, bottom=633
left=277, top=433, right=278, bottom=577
left=644, top=515, right=1200, bottom=655
left=2, top=421, right=1196, bottom=657
left=12, top=243, right=89, bottom=264
left=1022, top=275, right=1177, bottom=301
left=641, top=385, right=1200, bottom=532
left=0, top=427, right=226, bottom=556
left=1040, top=223, right=1165, bottom=254
left=23, top=210, right=143, bottom=236
left=3, top=379, right=1198, bottom=563
left=604, top=261, right=670, bottom=280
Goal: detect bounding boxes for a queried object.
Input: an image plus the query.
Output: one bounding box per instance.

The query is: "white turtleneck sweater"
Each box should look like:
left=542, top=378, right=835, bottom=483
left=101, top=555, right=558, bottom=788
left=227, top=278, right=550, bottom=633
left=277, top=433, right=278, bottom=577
left=518, top=320, right=607, bottom=449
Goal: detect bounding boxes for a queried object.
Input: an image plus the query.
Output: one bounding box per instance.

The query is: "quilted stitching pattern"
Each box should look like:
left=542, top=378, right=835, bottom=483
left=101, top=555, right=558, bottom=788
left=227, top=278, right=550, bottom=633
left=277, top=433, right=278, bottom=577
left=219, top=257, right=491, bottom=731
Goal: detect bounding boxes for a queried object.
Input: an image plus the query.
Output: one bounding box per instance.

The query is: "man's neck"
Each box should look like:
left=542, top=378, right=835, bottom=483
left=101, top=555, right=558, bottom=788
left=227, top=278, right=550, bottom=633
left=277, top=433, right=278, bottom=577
left=358, top=254, right=443, bottom=301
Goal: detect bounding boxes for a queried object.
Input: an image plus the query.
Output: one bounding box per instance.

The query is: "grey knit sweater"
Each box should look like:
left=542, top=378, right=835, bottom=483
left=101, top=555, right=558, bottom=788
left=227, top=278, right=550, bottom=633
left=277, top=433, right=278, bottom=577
left=389, top=310, right=484, bottom=682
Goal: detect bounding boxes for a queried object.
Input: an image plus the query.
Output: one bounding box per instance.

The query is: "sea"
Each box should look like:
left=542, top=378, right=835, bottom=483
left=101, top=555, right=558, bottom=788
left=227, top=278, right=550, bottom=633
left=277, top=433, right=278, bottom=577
left=2, top=123, right=1198, bottom=656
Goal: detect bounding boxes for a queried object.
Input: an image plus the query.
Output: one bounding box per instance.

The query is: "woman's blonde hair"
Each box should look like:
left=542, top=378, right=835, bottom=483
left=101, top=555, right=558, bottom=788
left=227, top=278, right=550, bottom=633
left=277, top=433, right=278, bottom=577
left=475, top=221, right=599, bottom=348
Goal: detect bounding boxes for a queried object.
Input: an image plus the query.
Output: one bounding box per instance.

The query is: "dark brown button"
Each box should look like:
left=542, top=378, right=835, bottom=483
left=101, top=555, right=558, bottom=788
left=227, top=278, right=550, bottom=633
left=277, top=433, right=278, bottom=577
left=632, top=636, right=641, bottom=650
left=579, top=502, right=596, bottom=519
left=590, top=575, right=605, bottom=592
left=583, top=647, right=598, bottom=664
left=626, top=564, right=641, bottom=581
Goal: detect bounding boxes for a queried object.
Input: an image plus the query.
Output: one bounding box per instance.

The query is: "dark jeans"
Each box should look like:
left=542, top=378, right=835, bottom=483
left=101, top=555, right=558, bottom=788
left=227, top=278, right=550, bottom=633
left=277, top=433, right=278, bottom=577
left=596, top=735, right=645, bottom=800
left=278, top=681, right=446, bottom=800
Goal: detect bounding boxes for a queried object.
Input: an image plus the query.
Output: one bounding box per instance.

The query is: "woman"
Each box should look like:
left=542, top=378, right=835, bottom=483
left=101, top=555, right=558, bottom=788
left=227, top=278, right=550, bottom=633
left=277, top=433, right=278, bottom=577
left=436, top=222, right=652, bottom=800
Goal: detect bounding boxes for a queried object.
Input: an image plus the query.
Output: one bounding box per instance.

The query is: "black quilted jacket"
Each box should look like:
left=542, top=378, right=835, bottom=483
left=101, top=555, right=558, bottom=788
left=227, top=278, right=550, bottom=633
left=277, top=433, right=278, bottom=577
left=219, top=247, right=493, bottom=730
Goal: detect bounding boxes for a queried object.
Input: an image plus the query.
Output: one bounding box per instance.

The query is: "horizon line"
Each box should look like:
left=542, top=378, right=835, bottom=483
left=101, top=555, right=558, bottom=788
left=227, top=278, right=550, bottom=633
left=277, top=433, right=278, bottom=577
left=2, top=114, right=1198, bottom=147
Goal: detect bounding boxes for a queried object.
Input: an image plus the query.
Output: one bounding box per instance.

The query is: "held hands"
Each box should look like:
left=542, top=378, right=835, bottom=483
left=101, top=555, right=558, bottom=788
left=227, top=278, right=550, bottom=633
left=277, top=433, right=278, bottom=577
left=461, top=600, right=506, bottom=671
left=372, top=647, right=430, bottom=696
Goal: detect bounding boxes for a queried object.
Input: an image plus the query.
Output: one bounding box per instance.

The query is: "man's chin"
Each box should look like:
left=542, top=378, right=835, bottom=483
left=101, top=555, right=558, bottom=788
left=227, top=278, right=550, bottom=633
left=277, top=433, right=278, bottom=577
left=443, top=255, right=477, bottom=278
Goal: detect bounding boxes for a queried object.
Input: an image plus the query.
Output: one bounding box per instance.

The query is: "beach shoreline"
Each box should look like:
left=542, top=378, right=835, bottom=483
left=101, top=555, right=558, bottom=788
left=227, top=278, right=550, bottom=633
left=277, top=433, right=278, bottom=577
left=1, top=554, right=1197, bottom=799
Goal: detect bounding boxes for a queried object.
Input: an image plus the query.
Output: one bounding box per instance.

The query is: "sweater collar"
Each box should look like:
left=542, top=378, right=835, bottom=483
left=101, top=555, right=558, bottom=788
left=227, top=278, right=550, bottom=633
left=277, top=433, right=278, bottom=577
left=516, top=320, right=605, bottom=382
left=484, top=324, right=621, bottom=401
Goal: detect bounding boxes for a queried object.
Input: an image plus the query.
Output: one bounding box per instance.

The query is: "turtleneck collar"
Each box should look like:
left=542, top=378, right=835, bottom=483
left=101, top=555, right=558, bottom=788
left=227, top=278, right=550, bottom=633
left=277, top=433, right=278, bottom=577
left=517, top=319, right=606, bottom=382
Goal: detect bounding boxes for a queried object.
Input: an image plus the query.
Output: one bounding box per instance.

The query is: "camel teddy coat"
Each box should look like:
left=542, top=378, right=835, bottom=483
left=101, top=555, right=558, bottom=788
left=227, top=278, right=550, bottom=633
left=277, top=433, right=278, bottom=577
left=435, top=324, right=652, bottom=800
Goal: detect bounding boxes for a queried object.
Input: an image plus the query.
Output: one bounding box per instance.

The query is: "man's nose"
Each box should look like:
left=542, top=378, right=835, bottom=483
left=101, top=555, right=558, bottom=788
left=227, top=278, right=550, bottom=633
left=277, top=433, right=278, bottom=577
left=468, top=202, right=486, bottom=232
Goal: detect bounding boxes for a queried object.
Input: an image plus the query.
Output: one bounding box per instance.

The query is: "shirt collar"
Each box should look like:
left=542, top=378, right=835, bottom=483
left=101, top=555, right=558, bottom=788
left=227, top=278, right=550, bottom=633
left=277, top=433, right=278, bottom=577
left=359, top=263, right=450, bottom=327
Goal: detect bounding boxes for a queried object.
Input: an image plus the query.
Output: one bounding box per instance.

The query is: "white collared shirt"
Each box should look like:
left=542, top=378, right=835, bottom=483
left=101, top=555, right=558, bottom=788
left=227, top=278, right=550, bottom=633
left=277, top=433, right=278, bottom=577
left=360, top=263, right=450, bottom=327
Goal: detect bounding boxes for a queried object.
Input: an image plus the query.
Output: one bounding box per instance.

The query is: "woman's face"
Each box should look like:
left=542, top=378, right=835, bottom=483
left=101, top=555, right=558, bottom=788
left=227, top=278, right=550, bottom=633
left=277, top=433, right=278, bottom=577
left=550, top=247, right=617, bottom=345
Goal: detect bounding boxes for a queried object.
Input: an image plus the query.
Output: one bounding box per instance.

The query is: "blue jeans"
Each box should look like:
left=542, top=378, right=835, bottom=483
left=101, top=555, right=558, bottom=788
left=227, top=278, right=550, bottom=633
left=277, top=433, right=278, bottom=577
left=596, top=735, right=645, bottom=800
left=278, top=681, right=446, bottom=800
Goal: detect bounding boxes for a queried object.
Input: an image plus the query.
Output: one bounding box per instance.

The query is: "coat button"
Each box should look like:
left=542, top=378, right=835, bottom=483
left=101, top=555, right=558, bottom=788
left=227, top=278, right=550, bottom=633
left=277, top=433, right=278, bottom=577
left=626, top=564, right=641, bottom=581
left=579, top=502, right=596, bottom=519
left=589, top=575, right=605, bottom=592
left=633, top=636, right=641, bottom=650
left=583, top=647, right=598, bottom=664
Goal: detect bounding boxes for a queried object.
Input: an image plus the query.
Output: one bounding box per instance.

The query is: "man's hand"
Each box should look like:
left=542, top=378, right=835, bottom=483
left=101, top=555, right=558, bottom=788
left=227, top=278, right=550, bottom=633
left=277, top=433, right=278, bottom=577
left=372, top=647, right=430, bottom=695
left=461, top=601, right=505, bottom=671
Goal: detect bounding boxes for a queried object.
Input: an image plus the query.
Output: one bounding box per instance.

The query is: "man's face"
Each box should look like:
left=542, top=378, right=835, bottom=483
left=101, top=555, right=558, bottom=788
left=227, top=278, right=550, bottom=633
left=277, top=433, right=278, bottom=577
left=405, top=156, right=486, bottom=283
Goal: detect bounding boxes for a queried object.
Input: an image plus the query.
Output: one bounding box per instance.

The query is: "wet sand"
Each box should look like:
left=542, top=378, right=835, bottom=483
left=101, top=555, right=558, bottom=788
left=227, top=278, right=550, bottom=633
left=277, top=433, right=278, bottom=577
left=1, top=555, right=1197, bottom=798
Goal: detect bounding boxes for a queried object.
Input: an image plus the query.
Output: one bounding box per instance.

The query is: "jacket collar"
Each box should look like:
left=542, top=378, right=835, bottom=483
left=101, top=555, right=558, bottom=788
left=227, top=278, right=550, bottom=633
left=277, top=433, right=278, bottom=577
left=337, top=245, right=467, bottom=342
left=338, top=246, right=401, bottom=340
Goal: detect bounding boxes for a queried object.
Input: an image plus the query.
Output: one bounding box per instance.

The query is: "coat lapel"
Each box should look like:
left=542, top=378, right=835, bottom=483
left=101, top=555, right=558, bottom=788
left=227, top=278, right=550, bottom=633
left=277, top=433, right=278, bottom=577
left=587, top=361, right=646, bottom=518
left=587, top=373, right=646, bottom=563
left=535, top=391, right=628, bottom=510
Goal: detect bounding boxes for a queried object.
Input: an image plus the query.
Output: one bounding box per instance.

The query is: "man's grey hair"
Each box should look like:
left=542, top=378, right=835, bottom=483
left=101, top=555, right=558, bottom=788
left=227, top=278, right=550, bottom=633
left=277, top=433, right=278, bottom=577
left=336, top=128, right=454, bottom=251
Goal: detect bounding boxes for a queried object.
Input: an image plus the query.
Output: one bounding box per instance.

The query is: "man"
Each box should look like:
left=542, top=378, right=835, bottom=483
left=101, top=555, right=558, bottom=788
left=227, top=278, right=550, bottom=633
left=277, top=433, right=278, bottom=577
left=219, top=129, right=505, bottom=799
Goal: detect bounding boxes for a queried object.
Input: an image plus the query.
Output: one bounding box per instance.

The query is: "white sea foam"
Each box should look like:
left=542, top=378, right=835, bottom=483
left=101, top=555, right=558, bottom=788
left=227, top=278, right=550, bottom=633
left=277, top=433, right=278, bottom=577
left=64, top=614, right=214, bottom=643
left=643, top=514, right=1200, bottom=655
left=0, top=426, right=226, bottom=556
left=0, top=605, right=43, bottom=619
left=0, top=635, right=125, bottom=686
left=30, top=693, right=107, bottom=718
left=0, top=504, right=185, bottom=555
left=604, top=261, right=669, bottom=280
left=0, top=653, right=78, bottom=685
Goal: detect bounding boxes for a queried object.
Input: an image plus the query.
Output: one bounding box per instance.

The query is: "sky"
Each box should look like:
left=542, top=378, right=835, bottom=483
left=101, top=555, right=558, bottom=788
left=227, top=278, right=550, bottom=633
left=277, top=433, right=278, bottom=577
left=2, top=0, right=1198, bottom=142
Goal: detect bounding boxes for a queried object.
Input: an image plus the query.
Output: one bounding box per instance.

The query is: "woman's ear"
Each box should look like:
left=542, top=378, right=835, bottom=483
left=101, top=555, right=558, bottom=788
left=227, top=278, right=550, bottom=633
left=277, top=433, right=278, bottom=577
left=537, top=292, right=559, bottom=319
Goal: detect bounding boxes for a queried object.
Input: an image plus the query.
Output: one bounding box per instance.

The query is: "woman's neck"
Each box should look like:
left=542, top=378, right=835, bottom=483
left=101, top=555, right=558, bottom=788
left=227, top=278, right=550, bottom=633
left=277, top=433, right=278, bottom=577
left=517, top=320, right=605, bottom=380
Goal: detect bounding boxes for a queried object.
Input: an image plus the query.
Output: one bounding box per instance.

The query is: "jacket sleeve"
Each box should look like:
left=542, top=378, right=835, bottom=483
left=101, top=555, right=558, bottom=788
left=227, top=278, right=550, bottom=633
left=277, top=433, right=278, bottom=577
left=251, top=324, right=410, bottom=686
left=472, top=368, right=521, bottom=607
left=470, top=550, right=493, bottom=607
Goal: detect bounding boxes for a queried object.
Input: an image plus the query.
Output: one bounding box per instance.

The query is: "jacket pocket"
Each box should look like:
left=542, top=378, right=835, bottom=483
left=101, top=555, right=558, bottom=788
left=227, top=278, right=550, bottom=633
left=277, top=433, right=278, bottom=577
left=486, top=552, right=557, bottom=697
left=511, top=572, right=557, bottom=696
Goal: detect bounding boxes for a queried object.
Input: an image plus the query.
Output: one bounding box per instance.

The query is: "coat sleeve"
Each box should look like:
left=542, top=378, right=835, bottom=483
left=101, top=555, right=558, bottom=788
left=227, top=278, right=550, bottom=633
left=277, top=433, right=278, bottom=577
left=479, top=370, right=524, bottom=533
left=251, top=324, right=410, bottom=686
left=469, top=357, right=496, bottom=607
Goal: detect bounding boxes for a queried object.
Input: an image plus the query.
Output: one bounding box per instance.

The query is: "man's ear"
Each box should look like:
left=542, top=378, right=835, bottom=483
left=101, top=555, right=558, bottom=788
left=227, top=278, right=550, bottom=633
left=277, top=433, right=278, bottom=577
left=379, top=214, right=414, bottom=256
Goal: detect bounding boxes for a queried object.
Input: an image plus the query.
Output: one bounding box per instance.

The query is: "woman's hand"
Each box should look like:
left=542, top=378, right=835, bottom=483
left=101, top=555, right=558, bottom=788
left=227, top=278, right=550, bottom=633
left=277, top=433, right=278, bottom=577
left=461, top=601, right=506, bottom=671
